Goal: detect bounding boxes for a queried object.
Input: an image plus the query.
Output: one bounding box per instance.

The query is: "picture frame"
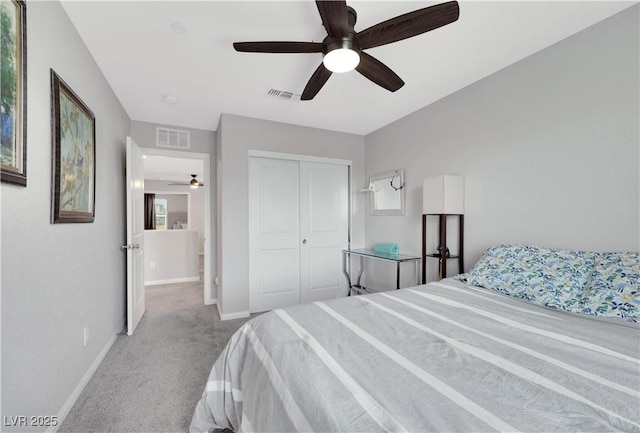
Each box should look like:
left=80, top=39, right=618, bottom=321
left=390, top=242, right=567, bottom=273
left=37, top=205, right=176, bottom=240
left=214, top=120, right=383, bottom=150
left=1, top=0, right=27, bottom=186
left=50, top=69, right=96, bottom=224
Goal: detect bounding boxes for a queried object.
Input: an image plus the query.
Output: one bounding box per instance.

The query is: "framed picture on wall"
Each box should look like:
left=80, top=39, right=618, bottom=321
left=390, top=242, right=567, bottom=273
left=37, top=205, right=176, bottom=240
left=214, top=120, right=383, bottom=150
left=50, top=69, right=96, bottom=224
left=1, top=0, right=27, bottom=186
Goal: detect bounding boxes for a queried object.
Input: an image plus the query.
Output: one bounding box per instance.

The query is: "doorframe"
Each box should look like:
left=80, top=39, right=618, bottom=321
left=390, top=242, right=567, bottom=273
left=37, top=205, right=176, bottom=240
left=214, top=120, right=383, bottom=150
left=248, top=150, right=351, bottom=167
left=142, top=148, right=214, bottom=305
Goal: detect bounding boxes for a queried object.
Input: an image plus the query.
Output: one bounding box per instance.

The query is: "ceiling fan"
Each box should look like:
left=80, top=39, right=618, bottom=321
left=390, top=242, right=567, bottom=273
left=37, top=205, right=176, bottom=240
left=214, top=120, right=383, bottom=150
left=233, top=1, right=460, bottom=100
left=169, top=174, right=204, bottom=188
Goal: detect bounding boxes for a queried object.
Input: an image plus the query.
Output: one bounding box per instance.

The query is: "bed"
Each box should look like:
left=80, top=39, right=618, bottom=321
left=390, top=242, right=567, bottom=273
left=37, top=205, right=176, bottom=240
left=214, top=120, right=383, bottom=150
left=190, top=245, right=640, bottom=433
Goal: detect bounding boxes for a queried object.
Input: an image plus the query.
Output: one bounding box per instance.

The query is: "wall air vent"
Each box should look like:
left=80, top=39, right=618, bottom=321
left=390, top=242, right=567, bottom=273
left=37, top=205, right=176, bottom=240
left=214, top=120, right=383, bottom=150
left=156, top=127, right=190, bottom=150
left=267, top=88, right=298, bottom=101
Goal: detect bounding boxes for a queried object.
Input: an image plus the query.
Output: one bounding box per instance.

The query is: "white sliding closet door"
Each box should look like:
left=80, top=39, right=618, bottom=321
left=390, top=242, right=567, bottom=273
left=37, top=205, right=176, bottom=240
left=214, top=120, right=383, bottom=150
left=249, top=158, right=301, bottom=312
left=249, top=157, right=349, bottom=313
left=300, top=162, right=349, bottom=303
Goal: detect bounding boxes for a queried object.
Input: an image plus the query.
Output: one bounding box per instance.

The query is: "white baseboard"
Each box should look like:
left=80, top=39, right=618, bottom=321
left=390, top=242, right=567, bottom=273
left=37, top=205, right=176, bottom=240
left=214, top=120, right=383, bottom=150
left=48, top=322, right=122, bottom=433
left=220, top=309, right=250, bottom=321
left=145, top=276, right=200, bottom=286
left=205, top=297, right=217, bottom=306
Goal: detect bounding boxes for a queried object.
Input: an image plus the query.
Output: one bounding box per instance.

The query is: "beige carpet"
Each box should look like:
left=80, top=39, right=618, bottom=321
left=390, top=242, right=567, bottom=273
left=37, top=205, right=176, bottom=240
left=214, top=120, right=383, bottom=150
left=59, top=273, right=250, bottom=433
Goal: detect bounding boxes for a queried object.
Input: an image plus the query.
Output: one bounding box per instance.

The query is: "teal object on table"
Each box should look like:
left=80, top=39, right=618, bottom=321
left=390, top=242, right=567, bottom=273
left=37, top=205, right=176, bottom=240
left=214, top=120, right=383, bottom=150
left=373, top=243, right=399, bottom=255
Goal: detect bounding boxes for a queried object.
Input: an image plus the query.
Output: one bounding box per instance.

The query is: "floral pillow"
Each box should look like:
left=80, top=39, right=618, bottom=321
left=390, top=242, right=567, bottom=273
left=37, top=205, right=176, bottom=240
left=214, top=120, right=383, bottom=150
left=581, top=252, right=639, bottom=322
left=467, top=244, right=596, bottom=312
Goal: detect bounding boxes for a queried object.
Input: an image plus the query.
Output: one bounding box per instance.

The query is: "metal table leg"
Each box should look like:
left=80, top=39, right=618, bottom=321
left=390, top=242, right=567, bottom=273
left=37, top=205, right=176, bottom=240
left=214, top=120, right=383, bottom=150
left=342, top=251, right=352, bottom=295
left=355, top=256, right=364, bottom=290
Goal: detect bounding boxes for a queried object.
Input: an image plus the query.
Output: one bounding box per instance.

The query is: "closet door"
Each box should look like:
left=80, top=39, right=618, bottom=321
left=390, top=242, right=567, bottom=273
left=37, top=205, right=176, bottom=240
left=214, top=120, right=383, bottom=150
left=299, top=162, right=349, bottom=303
left=249, top=157, right=301, bottom=312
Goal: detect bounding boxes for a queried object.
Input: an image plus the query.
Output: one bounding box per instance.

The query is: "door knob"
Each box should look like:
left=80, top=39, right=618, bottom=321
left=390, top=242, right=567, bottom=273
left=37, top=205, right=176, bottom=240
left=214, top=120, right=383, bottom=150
left=302, top=239, right=307, bottom=244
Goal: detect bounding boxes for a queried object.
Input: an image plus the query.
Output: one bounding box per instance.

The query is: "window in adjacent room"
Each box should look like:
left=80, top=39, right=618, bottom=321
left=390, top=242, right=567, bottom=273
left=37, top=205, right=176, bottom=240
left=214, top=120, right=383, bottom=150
left=154, top=198, right=168, bottom=230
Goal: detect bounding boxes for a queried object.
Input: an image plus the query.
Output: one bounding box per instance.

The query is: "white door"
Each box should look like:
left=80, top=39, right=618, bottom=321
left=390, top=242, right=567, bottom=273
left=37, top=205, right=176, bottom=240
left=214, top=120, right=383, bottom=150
left=249, top=158, right=301, bottom=312
left=249, top=157, right=349, bottom=312
left=125, top=137, right=145, bottom=335
left=300, top=162, right=349, bottom=303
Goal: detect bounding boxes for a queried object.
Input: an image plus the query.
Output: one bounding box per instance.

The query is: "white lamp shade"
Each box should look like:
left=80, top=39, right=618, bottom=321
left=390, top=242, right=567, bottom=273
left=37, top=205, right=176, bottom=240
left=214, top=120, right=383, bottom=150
left=423, top=175, right=464, bottom=214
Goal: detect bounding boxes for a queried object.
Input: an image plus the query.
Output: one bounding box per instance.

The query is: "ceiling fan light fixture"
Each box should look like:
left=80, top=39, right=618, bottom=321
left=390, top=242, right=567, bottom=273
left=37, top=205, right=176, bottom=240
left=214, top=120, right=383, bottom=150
left=322, top=38, right=360, bottom=73
left=323, top=48, right=360, bottom=73
left=190, top=174, right=200, bottom=188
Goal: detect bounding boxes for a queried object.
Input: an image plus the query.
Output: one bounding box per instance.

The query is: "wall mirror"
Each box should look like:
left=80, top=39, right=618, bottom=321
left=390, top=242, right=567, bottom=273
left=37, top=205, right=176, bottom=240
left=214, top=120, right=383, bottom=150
left=369, top=170, right=405, bottom=216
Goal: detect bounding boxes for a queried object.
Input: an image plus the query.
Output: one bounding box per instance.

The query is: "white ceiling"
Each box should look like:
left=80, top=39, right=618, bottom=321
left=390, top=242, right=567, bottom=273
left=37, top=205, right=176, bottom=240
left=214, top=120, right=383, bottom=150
left=143, top=155, right=204, bottom=182
left=61, top=1, right=635, bottom=136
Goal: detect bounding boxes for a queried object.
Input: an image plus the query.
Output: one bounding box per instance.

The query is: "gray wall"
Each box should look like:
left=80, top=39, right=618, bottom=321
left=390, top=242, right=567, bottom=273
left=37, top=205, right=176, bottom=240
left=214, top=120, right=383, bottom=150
left=1, top=1, right=131, bottom=429
left=131, top=120, right=215, bottom=155
left=162, top=194, right=188, bottom=229
left=217, top=114, right=366, bottom=317
left=365, top=5, right=639, bottom=286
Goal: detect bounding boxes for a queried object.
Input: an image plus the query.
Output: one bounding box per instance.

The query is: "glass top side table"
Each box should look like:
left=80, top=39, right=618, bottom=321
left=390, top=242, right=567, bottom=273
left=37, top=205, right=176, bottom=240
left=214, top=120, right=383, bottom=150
left=342, top=248, right=421, bottom=295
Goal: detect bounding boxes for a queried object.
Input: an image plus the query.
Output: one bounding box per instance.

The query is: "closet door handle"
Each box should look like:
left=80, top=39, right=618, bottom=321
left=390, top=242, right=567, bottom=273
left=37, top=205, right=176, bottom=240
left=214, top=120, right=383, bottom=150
left=302, top=239, right=307, bottom=244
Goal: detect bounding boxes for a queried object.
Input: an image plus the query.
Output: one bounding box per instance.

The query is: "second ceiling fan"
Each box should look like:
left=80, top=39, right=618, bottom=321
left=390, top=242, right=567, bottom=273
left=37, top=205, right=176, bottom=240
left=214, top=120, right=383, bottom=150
left=169, top=174, right=204, bottom=188
left=233, top=1, right=460, bottom=100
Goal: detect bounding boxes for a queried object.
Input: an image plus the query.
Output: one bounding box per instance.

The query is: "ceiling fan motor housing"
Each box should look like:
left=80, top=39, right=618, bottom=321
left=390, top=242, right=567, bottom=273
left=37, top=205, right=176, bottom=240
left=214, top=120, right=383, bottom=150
left=323, top=6, right=359, bottom=52
left=322, top=6, right=360, bottom=72
left=322, top=37, right=361, bottom=56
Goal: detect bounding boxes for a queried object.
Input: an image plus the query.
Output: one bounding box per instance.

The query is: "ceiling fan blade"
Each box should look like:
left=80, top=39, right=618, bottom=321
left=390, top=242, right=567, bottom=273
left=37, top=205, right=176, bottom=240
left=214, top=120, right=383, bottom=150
left=168, top=182, right=204, bottom=186
left=301, top=63, right=333, bottom=101
left=233, top=41, right=323, bottom=53
left=355, top=52, right=404, bottom=92
left=316, top=0, right=349, bottom=37
left=356, top=1, right=459, bottom=50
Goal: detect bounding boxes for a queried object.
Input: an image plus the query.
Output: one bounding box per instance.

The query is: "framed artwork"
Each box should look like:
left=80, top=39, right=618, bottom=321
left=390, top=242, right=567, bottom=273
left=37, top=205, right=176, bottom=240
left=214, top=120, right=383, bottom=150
left=50, top=70, right=96, bottom=223
left=1, top=0, right=27, bottom=186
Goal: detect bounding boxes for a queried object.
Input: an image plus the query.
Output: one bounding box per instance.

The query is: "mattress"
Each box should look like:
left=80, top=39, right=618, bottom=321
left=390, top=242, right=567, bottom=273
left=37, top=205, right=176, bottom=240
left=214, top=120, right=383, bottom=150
left=190, top=279, right=640, bottom=432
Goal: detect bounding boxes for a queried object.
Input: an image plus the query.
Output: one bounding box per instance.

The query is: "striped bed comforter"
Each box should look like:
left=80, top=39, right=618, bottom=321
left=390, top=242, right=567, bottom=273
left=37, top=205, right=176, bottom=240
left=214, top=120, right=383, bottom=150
left=190, top=279, right=640, bottom=432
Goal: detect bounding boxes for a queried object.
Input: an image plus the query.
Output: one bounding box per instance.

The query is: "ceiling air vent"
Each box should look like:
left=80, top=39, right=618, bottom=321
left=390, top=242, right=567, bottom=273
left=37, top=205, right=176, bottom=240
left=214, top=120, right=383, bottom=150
left=267, top=88, right=298, bottom=101
left=156, top=127, right=190, bottom=150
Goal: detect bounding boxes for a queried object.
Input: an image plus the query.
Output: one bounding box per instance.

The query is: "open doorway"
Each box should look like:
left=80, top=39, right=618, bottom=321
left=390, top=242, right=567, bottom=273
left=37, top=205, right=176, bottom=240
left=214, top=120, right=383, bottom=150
left=142, top=149, right=214, bottom=306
